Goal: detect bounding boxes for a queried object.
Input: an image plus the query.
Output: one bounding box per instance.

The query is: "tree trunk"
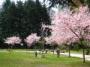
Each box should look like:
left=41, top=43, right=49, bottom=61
left=53, top=50, right=54, bottom=54
left=80, top=40, right=86, bottom=63
left=56, top=48, right=60, bottom=58
left=69, top=45, right=71, bottom=57
left=35, top=51, right=38, bottom=58
left=83, top=48, right=85, bottom=63
left=34, top=42, right=38, bottom=58
left=86, top=49, right=89, bottom=55
left=41, top=43, right=45, bottom=58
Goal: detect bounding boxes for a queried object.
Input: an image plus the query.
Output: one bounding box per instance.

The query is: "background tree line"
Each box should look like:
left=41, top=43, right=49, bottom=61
left=0, top=0, right=51, bottom=48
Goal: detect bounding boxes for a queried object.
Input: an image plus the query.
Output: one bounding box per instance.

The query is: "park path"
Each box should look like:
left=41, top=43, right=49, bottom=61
left=60, top=53, right=90, bottom=61
left=0, top=50, right=90, bottom=61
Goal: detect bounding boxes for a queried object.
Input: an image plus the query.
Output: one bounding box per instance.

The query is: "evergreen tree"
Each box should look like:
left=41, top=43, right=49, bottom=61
left=0, top=0, right=51, bottom=42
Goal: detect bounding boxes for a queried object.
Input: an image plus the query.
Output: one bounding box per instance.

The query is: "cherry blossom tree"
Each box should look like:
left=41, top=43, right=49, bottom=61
left=25, top=33, right=40, bottom=57
left=47, top=6, right=90, bottom=62
left=4, top=36, right=21, bottom=49
left=25, top=33, right=40, bottom=47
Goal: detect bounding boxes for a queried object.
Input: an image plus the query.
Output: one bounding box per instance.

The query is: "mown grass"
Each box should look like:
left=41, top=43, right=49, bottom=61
left=0, top=50, right=90, bottom=67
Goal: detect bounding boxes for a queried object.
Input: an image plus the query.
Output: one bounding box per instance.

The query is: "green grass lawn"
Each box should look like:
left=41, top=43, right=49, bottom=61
left=0, top=50, right=90, bottom=67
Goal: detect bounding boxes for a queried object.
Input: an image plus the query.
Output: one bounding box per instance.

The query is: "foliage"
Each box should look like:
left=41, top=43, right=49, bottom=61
left=48, top=6, right=90, bottom=46
left=0, top=0, right=51, bottom=40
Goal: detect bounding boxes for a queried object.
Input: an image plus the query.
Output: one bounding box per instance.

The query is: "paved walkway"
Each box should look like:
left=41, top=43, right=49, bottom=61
left=60, top=53, right=90, bottom=61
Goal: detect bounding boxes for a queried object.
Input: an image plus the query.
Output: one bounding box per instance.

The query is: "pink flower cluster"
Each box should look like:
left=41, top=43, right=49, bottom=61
left=25, top=33, right=40, bottom=46
left=46, top=6, right=90, bottom=45
left=5, top=36, right=21, bottom=45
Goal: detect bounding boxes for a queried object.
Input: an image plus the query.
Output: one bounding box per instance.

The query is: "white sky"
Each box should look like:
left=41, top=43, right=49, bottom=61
left=0, top=0, right=24, bottom=6
left=0, top=0, right=44, bottom=6
left=0, top=0, right=57, bottom=12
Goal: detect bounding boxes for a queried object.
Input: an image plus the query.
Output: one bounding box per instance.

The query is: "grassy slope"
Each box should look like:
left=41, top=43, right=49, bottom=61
left=0, top=51, right=90, bottom=67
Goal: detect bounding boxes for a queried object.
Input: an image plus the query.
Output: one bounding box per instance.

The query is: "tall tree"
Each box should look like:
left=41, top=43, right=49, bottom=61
left=0, top=1, right=17, bottom=38
left=0, top=0, right=51, bottom=41
left=49, top=6, right=90, bottom=63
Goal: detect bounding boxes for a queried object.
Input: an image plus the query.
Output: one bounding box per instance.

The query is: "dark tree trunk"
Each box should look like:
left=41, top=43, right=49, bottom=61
left=69, top=45, right=71, bottom=57
left=8, top=44, right=13, bottom=52
left=80, top=40, right=86, bottom=63
left=56, top=47, right=60, bottom=58
left=41, top=43, right=45, bottom=58
left=35, top=51, right=38, bottom=57
left=34, top=43, right=38, bottom=58
left=86, top=49, right=89, bottom=55
left=83, top=48, right=85, bottom=63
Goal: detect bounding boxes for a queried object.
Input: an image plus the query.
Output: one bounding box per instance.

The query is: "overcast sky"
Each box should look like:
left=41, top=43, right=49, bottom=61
left=0, top=0, right=24, bottom=6
left=0, top=0, right=44, bottom=6
left=0, top=0, right=57, bottom=11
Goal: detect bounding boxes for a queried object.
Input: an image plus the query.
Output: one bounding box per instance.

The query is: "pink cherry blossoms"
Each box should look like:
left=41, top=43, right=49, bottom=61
left=25, top=33, right=40, bottom=46
left=4, top=36, right=21, bottom=45
left=46, top=6, right=90, bottom=45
